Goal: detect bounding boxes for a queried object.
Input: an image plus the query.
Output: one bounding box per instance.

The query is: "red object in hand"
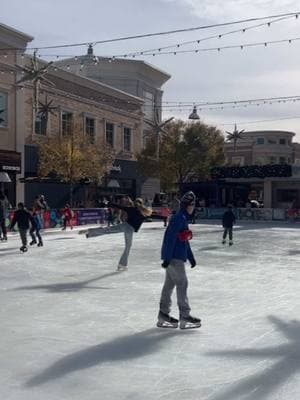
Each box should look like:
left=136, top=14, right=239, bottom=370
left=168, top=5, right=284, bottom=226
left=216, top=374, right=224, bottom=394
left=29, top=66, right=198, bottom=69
left=178, top=230, right=193, bottom=242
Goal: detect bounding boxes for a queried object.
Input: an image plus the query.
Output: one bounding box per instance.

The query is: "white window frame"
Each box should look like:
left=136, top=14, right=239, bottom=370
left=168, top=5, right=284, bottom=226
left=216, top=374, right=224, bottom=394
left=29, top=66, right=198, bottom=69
left=123, top=126, right=132, bottom=152
left=0, top=90, right=8, bottom=128
left=105, top=121, right=115, bottom=148
left=84, top=115, right=96, bottom=143
left=61, top=109, right=73, bottom=136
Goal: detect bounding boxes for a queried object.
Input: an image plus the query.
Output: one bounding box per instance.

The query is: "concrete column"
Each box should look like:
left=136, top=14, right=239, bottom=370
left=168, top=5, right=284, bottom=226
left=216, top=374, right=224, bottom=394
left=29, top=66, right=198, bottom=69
left=263, top=179, right=272, bottom=208
left=15, top=53, right=25, bottom=203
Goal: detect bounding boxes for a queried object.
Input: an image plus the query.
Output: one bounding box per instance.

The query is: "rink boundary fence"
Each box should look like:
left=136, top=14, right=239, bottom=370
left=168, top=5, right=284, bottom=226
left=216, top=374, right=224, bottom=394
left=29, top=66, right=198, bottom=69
left=3, top=206, right=300, bottom=231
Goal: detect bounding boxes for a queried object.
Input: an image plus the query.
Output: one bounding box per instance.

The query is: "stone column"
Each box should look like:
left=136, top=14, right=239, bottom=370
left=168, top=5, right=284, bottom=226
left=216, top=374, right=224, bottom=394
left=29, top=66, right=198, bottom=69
left=263, top=179, right=272, bottom=208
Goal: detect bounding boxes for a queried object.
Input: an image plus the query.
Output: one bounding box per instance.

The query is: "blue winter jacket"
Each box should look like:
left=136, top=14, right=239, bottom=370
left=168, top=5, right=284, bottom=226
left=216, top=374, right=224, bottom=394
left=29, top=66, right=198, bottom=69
left=161, top=209, right=195, bottom=263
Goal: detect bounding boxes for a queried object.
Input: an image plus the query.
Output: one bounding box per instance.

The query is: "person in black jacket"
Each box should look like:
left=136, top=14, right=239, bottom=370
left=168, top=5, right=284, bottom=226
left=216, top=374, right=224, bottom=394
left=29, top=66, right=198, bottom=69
left=82, top=198, right=152, bottom=271
left=222, top=204, right=236, bottom=246
left=10, top=202, right=36, bottom=252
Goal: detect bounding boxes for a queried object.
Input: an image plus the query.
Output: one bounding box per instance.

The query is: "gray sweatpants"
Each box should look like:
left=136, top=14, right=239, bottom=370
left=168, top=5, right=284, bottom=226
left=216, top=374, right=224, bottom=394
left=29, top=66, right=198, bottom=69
left=19, top=228, right=28, bottom=246
left=87, top=222, right=134, bottom=267
left=159, top=259, right=191, bottom=319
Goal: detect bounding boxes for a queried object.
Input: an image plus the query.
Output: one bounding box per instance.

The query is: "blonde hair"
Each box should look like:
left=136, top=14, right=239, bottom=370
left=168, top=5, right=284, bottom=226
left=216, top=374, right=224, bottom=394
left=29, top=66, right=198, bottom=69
left=134, top=198, right=152, bottom=217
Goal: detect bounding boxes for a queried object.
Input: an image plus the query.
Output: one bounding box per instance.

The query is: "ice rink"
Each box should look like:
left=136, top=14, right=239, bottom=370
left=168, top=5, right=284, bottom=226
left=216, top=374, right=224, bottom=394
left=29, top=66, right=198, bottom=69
left=1, top=221, right=300, bottom=400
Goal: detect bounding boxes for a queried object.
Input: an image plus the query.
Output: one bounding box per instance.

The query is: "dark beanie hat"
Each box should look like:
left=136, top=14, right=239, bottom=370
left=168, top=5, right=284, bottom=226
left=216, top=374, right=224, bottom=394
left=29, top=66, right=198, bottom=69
left=180, top=191, right=196, bottom=208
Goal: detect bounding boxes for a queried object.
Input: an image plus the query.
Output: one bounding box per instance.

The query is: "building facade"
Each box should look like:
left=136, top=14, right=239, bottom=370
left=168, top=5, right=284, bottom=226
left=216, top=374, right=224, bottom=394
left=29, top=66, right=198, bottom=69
left=223, top=130, right=300, bottom=208
left=56, top=48, right=171, bottom=198
left=0, top=23, right=147, bottom=207
left=0, top=23, right=33, bottom=206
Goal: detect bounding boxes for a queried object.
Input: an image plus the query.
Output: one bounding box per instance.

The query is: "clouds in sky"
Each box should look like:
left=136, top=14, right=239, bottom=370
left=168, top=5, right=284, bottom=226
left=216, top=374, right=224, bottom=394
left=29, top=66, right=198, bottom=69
left=2, top=0, right=300, bottom=137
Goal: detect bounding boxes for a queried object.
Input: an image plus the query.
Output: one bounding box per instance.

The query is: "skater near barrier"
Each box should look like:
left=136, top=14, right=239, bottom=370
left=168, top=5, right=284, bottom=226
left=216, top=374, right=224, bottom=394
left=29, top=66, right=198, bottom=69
left=29, top=211, right=43, bottom=247
left=157, top=191, right=201, bottom=330
left=10, top=203, right=36, bottom=252
left=83, top=198, right=152, bottom=271
left=222, top=204, right=236, bottom=246
left=62, top=204, right=74, bottom=230
left=0, top=190, right=10, bottom=242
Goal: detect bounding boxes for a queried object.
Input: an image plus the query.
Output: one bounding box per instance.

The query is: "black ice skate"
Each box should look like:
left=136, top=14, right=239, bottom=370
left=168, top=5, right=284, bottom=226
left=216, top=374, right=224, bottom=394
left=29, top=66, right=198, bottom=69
left=157, top=311, right=178, bottom=328
left=222, top=240, right=226, bottom=245
left=229, top=240, right=233, bottom=246
left=30, top=239, right=37, bottom=246
left=1, top=235, right=7, bottom=242
left=180, top=315, right=201, bottom=329
left=20, top=245, right=28, bottom=253
left=37, top=241, right=43, bottom=247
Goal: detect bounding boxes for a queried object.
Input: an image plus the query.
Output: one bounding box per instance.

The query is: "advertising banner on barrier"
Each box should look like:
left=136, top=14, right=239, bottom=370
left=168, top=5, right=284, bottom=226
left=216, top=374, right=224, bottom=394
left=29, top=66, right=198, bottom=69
left=77, top=209, right=107, bottom=225
left=207, top=208, right=228, bottom=219
left=273, top=208, right=286, bottom=221
left=239, top=208, right=272, bottom=221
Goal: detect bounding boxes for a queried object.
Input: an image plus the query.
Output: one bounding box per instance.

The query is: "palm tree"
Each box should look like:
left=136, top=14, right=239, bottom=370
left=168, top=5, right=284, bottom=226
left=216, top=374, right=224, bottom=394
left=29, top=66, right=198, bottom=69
left=226, top=124, right=245, bottom=151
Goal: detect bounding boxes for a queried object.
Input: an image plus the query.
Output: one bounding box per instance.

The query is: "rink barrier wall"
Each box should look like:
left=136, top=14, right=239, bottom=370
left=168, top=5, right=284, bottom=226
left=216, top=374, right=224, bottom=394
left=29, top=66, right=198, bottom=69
left=4, top=207, right=297, bottom=231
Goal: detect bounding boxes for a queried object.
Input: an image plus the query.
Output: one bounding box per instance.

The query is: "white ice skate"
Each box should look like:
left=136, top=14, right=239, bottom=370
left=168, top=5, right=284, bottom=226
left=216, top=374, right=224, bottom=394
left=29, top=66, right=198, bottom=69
left=157, top=311, right=178, bottom=328
left=180, top=315, right=201, bottom=329
left=117, top=264, right=128, bottom=272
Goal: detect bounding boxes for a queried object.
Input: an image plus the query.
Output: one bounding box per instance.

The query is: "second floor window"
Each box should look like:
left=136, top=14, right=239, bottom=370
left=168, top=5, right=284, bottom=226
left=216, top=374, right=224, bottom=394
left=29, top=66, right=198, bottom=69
left=256, top=138, right=264, bottom=145
left=35, top=113, right=47, bottom=135
left=279, top=138, right=286, bottom=145
left=106, top=122, right=114, bottom=147
left=61, top=111, right=73, bottom=135
left=85, top=117, right=95, bottom=143
left=123, top=127, right=131, bottom=151
left=0, top=92, right=8, bottom=128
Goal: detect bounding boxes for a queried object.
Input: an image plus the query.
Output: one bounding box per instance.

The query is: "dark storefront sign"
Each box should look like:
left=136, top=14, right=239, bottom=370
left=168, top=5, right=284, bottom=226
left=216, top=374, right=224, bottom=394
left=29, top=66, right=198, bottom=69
left=0, top=150, right=21, bottom=173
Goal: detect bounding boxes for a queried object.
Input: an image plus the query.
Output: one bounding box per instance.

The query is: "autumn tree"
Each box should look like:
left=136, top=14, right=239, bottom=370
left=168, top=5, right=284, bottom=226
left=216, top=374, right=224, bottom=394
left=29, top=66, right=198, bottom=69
left=137, top=119, right=225, bottom=192
left=36, top=125, right=115, bottom=206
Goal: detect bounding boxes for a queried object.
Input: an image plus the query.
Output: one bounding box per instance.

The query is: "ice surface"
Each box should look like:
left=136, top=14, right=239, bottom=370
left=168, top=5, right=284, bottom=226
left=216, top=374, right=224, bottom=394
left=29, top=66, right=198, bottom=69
left=1, top=221, right=300, bottom=400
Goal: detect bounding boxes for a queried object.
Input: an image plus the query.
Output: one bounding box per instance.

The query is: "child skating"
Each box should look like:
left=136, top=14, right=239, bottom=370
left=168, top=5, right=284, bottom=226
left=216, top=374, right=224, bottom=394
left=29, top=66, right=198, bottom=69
left=222, top=204, right=236, bottom=246
left=10, top=202, right=36, bottom=252
left=62, top=204, right=73, bottom=230
left=157, top=191, right=201, bottom=329
left=29, top=211, right=43, bottom=247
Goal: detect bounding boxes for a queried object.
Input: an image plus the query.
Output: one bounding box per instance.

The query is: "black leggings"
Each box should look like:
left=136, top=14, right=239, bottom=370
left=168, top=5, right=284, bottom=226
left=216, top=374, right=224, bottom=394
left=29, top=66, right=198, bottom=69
left=223, top=227, right=233, bottom=241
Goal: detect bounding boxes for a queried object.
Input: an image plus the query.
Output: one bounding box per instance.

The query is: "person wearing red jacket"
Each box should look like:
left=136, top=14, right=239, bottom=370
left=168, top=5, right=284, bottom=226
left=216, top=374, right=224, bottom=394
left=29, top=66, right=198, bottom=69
left=62, top=204, right=73, bottom=230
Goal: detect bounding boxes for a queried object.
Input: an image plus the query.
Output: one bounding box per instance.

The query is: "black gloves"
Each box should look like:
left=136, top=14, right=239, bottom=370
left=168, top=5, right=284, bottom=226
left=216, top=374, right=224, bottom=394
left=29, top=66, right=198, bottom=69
left=161, top=261, right=169, bottom=269
left=190, top=259, right=196, bottom=268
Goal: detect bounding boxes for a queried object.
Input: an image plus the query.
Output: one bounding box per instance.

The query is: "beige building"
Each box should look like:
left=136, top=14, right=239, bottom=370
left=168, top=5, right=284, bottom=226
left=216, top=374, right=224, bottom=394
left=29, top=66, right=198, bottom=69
left=224, top=130, right=300, bottom=208
left=0, top=23, right=33, bottom=205
left=0, top=23, right=147, bottom=207
left=56, top=47, right=171, bottom=197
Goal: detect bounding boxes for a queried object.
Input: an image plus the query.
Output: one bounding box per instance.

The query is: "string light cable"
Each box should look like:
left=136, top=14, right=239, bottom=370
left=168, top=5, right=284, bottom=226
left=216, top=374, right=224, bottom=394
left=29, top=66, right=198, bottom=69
left=0, top=11, right=298, bottom=53
left=33, top=14, right=297, bottom=60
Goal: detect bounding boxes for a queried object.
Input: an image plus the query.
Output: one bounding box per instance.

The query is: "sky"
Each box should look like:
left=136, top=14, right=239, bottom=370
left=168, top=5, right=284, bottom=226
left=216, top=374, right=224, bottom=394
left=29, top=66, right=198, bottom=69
left=2, top=0, right=300, bottom=139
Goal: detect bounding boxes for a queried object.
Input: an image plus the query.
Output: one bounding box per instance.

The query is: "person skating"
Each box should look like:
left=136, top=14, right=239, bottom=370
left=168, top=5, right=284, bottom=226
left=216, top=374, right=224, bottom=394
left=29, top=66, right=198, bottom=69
left=158, top=191, right=201, bottom=329
left=222, top=204, right=236, bottom=246
left=10, top=203, right=36, bottom=252
left=62, top=204, right=74, bottom=230
left=29, top=211, right=43, bottom=247
left=83, top=198, right=152, bottom=271
left=0, top=190, right=10, bottom=242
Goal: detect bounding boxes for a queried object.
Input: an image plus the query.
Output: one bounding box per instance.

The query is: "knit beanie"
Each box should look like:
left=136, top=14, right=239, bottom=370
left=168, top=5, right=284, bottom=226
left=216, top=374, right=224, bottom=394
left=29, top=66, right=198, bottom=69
left=180, top=191, right=196, bottom=208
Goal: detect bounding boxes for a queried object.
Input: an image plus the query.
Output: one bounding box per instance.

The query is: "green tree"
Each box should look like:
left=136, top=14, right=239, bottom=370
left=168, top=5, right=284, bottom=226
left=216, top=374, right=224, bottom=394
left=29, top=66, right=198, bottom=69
left=36, top=125, right=115, bottom=206
left=137, top=119, right=225, bottom=192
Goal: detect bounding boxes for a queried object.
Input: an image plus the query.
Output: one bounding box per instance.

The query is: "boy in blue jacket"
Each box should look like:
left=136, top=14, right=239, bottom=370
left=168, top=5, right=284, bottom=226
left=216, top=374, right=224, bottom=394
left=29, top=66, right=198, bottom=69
left=157, top=191, right=201, bottom=329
